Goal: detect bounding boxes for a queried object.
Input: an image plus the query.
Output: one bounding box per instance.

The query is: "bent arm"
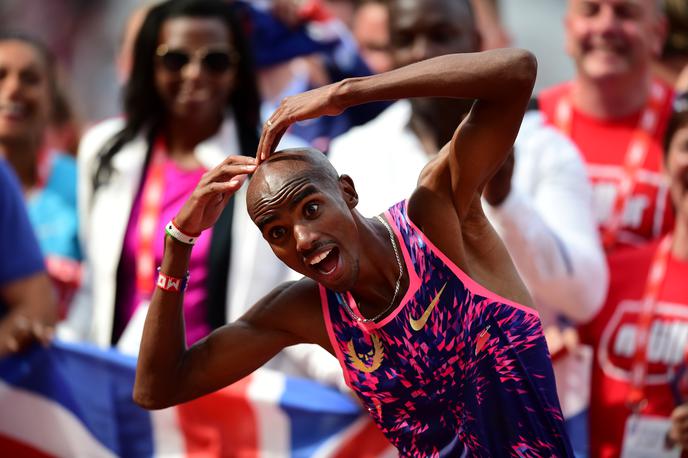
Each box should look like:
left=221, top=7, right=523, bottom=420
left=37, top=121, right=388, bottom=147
left=134, top=236, right=311, bottom=409
left=260, top=49, right=537, bottom=221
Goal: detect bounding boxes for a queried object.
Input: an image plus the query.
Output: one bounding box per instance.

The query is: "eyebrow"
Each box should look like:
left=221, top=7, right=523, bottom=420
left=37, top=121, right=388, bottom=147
left=256, top=184, right=320, bottom=232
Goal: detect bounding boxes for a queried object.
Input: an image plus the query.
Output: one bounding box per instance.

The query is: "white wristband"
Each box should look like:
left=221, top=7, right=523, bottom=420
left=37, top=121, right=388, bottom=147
left=165, top=220, right=199, bottom=245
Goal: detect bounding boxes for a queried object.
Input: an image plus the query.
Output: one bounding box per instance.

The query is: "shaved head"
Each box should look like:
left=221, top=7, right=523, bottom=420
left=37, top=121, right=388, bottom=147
left=247, top=148, right=345, bottom=223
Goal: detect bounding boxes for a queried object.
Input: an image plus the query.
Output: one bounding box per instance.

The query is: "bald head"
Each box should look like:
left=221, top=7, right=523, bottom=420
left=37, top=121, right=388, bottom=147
left=247, top=148, right=345, bottom=224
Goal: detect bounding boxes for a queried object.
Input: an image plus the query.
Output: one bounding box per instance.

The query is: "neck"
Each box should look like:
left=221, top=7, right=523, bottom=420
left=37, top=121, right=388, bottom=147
left=1, top=138, right=40, bottom=191
left=672, top=217, right=688, bottom=261
left=350, top=215, right=407, bottom=315
left=571, top=73, right=651, bottom=119
left=164, top=115, right=222, bottom=163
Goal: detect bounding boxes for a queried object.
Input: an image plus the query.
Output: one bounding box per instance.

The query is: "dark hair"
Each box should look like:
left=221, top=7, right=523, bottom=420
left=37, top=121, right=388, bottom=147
left=0, top=32, right=60, bottom=121
left=663, top=93, right=688, bottom=158
left=94, top=0, right=260, bottom=189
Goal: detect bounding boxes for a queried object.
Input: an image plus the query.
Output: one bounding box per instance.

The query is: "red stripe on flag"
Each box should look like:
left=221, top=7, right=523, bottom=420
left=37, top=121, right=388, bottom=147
left=177, top=374, right=258, bottom=458
left=332, top=418, right=391, bottom=458
left=0, top=434, right=55, bottom=458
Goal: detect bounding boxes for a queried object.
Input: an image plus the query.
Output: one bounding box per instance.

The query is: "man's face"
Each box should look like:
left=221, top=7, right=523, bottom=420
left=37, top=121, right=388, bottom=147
left=388, top=0, right=478, bottom=69
left=247, top=156, right=361, bottom=291
left=565, top=0, right=665, bottom=82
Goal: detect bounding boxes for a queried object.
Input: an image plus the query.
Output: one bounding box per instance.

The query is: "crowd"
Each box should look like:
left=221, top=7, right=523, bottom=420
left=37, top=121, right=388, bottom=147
left=1, top=0, right=688, bottom=456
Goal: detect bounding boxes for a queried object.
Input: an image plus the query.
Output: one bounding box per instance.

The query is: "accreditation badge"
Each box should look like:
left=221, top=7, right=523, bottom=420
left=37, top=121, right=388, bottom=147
left=621, top=414, right=679, bottom=458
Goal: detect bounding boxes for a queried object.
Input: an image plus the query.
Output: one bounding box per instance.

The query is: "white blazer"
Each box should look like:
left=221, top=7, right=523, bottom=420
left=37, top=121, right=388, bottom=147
left=60, top=115, right=293, bottom=348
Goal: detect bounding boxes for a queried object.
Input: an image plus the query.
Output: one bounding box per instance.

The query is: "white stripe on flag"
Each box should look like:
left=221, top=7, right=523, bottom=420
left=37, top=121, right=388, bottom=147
left=247, top=368, right=290, bottom=458
left=0, top=380, right=116, bottom=458
left=151, top=407, right=186, bottom=457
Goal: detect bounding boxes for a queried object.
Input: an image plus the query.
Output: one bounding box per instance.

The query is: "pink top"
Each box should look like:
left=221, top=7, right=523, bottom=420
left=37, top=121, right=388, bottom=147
left=115, top=158, right=212, bottom=346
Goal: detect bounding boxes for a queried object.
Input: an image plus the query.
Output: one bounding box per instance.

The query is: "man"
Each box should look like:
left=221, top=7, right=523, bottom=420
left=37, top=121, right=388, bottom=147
left=0, top=159, right=56, bottom=356
left=134, top=49, right=573, bottom=457
left=535, top=0, right=674, bottom=251
left=327, top=0, right=607, bottom=450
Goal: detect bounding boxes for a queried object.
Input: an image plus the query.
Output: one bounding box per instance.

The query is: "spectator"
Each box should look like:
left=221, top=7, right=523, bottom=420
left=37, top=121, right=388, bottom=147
left=0, top=158, right=57, bottom=356
left=327, top=0, right=607, bottom=452
left=0, top=33, right=81, bottom=316
left=580, top=92, right=688, bottom=457
left=60, top=0, right=292, bottom=354
left=653, top=0, right=688, bottom=88
left=352, top=0, right=393, bottom=74
left=248, top=0, right=388, bottom=152
left=534, top=0, right=675, bottom=252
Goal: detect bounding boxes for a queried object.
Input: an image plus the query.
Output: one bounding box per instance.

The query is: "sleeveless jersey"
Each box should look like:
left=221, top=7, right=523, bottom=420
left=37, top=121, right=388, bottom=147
left=320, top=201, right=573, bottom=457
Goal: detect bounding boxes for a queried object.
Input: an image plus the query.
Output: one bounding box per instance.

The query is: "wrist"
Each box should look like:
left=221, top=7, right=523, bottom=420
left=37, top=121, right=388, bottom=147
left=166, top=219, right=200, bottom=245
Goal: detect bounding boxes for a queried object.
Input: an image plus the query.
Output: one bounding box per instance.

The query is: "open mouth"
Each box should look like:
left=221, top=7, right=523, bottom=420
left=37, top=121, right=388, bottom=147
left=308, top=246, right=340, bottom=275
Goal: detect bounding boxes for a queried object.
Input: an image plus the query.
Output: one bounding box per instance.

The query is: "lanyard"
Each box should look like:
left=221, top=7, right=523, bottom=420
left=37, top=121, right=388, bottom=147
left=554, top=82, right=667, bottom=250
left=136, top=137, right=167, bottom=296
left=626, top=234, right=673, bottom=412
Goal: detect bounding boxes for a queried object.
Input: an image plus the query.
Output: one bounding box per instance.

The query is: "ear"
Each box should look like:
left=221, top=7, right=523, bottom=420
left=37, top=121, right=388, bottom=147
left=339, top=175, right=359, bottom=209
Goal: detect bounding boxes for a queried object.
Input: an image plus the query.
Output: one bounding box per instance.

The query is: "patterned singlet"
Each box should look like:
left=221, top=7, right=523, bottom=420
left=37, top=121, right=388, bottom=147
left=320, top=201, right=573, bottom=457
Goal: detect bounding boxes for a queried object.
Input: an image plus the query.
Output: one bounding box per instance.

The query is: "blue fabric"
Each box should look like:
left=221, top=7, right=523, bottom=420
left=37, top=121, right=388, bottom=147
left=27, top=152, right=81, bottom=261
left=0, top=160, right=45, bottom=311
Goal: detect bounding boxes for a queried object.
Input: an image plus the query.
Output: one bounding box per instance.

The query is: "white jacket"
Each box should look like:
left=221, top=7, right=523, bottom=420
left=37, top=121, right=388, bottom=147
left=60, top=115, right=294, bottom=348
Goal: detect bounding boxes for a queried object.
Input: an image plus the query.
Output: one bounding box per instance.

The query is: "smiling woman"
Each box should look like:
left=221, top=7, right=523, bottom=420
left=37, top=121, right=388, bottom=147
left=0, top=33, right=82, bottom=315
left=61, top=0, right=266, bottom=352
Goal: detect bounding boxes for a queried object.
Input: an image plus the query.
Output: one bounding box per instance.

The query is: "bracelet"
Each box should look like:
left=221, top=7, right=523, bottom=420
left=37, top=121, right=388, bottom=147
left=156, top=268, right=190, bottom=293
left=165, top=220, right=199, bottom=245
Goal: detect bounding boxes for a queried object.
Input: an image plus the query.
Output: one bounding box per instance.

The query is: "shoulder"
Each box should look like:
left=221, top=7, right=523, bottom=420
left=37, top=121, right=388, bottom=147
left=243, top=278, right=326, bottom=344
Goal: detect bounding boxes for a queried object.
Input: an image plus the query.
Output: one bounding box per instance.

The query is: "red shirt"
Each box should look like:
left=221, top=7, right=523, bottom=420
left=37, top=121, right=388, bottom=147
left=580, top=241, right=688, bottom=458
left=538, top=82, right=675, bottom=251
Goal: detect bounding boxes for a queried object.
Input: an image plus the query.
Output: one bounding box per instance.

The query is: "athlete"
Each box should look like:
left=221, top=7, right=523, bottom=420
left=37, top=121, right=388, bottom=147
left=134, top=49, right=573, bottom=457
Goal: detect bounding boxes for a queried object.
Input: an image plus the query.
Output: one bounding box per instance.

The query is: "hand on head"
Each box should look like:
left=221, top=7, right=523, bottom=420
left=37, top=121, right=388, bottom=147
left=173, top=155, right=257, bottom=236
left=257, top=83, right=345, bottom=163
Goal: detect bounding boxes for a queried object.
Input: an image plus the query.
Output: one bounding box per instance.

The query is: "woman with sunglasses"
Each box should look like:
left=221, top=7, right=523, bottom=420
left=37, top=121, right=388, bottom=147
left=578, top=91, right=688, bottom=457
left=61, top=0, right=282, bottom=352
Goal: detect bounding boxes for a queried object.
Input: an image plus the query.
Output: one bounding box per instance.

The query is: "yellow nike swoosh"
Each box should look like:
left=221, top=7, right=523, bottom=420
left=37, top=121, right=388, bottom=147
left=409, top=282, right=448, bottom=331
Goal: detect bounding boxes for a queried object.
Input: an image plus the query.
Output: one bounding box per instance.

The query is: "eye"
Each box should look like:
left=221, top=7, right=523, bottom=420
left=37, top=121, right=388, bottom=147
left=303, top=202, right=320, bottom=218
left=268, top=226, right=286, bottom=240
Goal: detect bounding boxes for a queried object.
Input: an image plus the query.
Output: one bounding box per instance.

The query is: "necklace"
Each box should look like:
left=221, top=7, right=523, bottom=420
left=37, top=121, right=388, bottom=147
left=340, top=215, right=405, bottom=323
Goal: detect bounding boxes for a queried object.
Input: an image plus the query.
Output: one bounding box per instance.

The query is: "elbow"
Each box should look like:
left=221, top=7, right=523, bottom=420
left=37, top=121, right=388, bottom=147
left=509, top=49, right=538, bottom=92
left=133, top=385, right=174, bottom=410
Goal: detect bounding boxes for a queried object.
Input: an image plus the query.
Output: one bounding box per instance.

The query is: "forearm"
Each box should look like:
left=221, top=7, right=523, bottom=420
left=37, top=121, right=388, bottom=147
left=134, top=236, right=191, bottom=407
left=332, top=48, right=536, bottom=110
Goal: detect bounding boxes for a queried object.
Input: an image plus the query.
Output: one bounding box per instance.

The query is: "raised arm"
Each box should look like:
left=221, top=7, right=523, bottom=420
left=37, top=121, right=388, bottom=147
left=258, top=48, right=536, bottom=216
left=133, top=155, right=324, bottom=409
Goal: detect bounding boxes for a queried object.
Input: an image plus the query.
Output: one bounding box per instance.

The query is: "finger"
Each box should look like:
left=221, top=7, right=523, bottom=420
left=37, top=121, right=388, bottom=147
left=201, top=162, right=256, bottom=187
left=33, top=323, right=54, bottom=347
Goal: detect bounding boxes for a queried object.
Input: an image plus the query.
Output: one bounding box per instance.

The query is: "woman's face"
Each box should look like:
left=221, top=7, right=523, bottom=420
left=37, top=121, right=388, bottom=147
left=666, top=122, right=688, bottom=220
left=154, top=17, right=237, bottom=125
left=0, top=40, right=52, bottom=145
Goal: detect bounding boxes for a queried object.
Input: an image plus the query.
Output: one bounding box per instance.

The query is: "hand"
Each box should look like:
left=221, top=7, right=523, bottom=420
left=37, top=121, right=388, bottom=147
left=258, top=83, right=344, bottom=162
left=668, top=403, right=688, bottom=450
left=0, top=312, right=53, bottom=357
left=174, top=155, right=256, bottom=235
left=483, top=149, right=514, bottom=206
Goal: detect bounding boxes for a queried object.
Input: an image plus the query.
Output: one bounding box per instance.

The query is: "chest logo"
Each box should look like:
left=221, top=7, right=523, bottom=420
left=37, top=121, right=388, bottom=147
left=409, top=282, right=447, bottom=331
left=346, top=334, right=385, bottom=373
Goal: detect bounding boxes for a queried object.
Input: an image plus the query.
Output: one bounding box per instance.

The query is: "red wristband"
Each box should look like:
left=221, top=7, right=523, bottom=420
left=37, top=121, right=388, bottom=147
left=156, top=269, right=189, bottom=293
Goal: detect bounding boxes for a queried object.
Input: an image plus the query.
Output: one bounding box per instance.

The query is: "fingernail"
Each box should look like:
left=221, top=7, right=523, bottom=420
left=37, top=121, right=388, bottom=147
left=229, top=179, right=239, bottom=186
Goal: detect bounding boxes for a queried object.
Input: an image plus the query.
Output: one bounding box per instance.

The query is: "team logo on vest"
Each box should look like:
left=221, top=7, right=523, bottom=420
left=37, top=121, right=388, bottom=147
left=346, top=334, right=385, bottom=373
left=598, top=299, right=688, bottom=384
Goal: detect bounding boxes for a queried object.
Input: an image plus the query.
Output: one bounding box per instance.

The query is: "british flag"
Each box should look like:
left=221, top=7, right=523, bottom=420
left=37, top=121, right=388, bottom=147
left=0, top=341, right=395, bottom=457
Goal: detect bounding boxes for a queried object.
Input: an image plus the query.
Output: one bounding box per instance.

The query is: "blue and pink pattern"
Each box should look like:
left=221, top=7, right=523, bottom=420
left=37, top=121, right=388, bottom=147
left=320, top=201, right=573, bottom=457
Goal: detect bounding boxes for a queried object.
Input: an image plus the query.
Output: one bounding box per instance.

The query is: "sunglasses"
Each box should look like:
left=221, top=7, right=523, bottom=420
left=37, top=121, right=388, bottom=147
left=155, top=44, right=238, bottom=74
